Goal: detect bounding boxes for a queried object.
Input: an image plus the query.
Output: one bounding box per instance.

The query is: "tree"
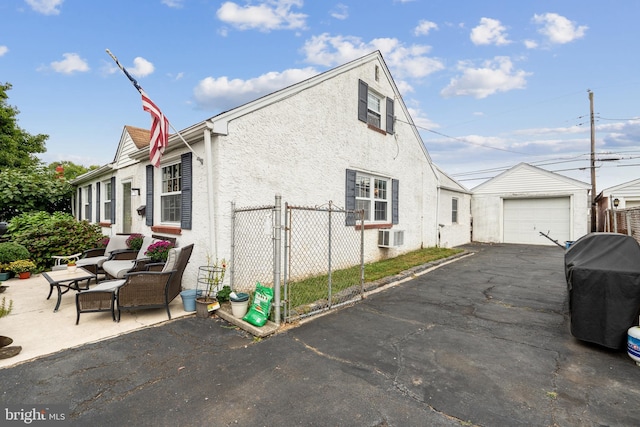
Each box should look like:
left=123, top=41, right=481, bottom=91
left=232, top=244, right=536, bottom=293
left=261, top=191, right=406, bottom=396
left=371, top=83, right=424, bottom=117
left=46, top=161, right=98, bottom=181
left=0, top=168, right=73, bottom=221
left=0, top=82, right=48, bottom=169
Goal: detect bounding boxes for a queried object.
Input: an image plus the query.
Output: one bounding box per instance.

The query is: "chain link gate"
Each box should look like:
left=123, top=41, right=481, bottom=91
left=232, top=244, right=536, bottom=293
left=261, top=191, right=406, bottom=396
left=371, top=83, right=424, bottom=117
left=231, top=197, right=364, bottom=325
left=283, top=202, right=364, bottom=323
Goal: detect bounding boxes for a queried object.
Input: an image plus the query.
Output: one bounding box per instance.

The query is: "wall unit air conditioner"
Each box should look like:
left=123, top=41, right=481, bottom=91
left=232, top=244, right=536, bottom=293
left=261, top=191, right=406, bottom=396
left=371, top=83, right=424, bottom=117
left=378, top=229, right=404, bottom=248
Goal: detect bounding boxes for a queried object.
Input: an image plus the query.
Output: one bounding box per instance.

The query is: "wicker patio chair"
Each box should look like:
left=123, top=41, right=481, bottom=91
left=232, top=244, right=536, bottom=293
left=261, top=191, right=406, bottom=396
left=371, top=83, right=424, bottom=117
left=116, top=244, right=193, bottom=321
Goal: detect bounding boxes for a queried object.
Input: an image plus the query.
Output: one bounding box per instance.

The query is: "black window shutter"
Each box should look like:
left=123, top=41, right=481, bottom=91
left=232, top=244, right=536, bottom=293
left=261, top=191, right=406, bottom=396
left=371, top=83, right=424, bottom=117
left=386, top=98, right=394, bottom=134
left=78, top=188, right=82, bottom=221
left=357, top=80, right=368, bottom=123
left=345, top=169, right=356, bottom=226
left=96, top=182, right=101, bottom=223
left=181, top=152, right=193, bottom=230
left=146, top=165, right=154, bottom=226
left=110, top=176, right=116, bottom=224
left=87, top=185, right=93, bottom=222
left=392, top=179, right=399, bottom=225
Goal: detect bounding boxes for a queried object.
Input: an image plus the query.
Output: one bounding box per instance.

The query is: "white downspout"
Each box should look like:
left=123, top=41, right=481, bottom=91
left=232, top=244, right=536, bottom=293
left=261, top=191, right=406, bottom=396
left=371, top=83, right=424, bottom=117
left=204, top=128, right=217, bottom=259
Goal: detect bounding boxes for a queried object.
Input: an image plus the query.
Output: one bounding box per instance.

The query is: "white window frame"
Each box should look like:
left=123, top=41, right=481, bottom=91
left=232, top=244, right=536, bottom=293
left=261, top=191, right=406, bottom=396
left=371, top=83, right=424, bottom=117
left=367, top=90, right=382, bottom=128
left=452, top=197, right=458, bottom=223
left=356, top=172, right=390, bottom=223
left=103, top=180, right=112, bottom=222
left=161, top=161, right=182, bottom=224
left=83, top=186, right=90, bottom=220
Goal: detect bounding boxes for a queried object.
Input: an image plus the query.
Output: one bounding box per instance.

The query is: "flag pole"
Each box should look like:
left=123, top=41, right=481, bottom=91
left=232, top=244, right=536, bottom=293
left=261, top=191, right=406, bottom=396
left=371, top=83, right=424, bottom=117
left=105, top=49, right=203, bottom=165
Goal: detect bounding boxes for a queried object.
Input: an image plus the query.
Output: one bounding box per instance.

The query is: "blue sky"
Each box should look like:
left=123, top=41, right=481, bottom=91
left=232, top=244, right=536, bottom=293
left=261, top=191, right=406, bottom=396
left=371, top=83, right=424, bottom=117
left=2, top=0, right=640, bottom=191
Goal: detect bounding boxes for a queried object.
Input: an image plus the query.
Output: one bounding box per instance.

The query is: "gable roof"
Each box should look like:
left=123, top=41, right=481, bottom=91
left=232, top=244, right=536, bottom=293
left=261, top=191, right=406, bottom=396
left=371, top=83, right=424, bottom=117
left=434, top=164, right=470, bottom=194
left=601, top=177, right=640, bottom=196
left=125, top=125, right=151, bottom=149
left=472, top=162, right=591, bottom=194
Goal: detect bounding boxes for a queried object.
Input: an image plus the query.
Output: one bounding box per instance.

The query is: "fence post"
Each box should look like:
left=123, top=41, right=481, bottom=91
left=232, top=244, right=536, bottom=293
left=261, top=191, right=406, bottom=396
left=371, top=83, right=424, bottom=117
left=627, top=211, right=632, bottom=236
left=273, top=195, right=282, bottom=325
left=230, top=201, right=236, bottom=289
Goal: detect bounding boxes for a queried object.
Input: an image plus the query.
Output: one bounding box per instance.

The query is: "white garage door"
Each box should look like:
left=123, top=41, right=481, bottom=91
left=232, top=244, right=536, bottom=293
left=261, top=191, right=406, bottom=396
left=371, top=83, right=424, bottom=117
left=503, top=197, right=570, bottom=245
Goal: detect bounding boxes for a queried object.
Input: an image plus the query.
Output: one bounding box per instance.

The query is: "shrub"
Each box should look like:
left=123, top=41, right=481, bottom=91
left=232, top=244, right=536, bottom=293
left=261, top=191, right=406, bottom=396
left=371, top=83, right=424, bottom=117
left=7, top=212, right=105, bottom=271
left=126, top=234, right=144, bottom=251
left=0, top=242, right=30, bottom=264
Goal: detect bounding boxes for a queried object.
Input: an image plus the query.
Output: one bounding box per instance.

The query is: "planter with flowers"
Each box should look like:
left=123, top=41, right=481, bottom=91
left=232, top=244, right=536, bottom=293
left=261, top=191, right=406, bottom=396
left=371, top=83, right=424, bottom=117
left=8, top=260, right=37, bottom=279
left=144, top=240, right=175, bottom=263
left=125, top=233, right=145, bottom=252
left=66, top=260, right=77, bottom=273
left=0, top=264, right=10, bottom=281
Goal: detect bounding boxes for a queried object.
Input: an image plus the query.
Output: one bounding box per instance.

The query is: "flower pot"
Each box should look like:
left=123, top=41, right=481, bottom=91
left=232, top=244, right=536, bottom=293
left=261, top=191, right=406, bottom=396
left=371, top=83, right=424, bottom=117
left=0, top=272, right=10, bottom=281
left=18, top=272, right=30, bottom=280
left=195, top=297, right=219, bottom=318
left=230, top=292, right=250, bottom=318
left=67, top=265, right=77, bottom=273
left=180, top=289, right=202, bottom=312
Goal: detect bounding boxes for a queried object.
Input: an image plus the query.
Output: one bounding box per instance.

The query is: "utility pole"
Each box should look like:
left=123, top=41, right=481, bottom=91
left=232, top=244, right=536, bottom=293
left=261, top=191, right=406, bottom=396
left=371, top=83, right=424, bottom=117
left=588, top=90, right=597, bottom=232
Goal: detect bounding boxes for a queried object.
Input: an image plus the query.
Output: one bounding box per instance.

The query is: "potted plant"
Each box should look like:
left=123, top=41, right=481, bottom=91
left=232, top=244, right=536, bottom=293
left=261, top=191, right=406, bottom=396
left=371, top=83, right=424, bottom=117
left=125, top=233, right=144, bottom=252
left=67, top=260, right=77, bottom=273
left=144, top=240, right=175, bottom=263
left=0, top=264, right=10, bottom=281
left=195, top=257, right=226, bottom=318
left=8, top=259, right=37, bottom=279
left=0, top=297, right=21, bottom=359
left=0, top=242, right=30, bottom=280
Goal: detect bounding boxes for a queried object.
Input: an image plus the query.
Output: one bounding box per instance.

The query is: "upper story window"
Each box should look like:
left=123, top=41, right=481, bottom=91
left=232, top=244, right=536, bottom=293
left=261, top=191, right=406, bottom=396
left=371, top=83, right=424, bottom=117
left=358, top=79, right=394, bottom=134
left=452, top=197, right=458, bottom=223
left=356, top=173, right=390, bottom=222
left=103, top=181, right=112, bottom=221
left=367, top=90, right=382, bottom=128
left=161, top=162, right=181, bottom=223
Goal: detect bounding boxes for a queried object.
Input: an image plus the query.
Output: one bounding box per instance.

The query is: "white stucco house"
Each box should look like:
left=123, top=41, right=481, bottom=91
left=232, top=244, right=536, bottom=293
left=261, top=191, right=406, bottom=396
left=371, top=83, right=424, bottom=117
left=434, top=165, right=471, bottom=248
left=71, top=51, right=447, bottom=285
left=471, top=163, right=591, bottom=246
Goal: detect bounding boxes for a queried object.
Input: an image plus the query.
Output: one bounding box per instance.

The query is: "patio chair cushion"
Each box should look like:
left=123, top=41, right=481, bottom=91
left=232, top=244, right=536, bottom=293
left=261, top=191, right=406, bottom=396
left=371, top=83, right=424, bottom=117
left=162, top=247, right=180, bottom=272
left=75, top=235, right=131, bottom=269
left=102, top=238, right=163, bottom=279
left=83, top=279, right=126, bottom=293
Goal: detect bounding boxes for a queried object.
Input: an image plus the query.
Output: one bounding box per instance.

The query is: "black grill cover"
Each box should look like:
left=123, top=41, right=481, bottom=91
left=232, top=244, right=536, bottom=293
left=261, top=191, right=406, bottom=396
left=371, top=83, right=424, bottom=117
left=565, top=233, right=640, bottom=349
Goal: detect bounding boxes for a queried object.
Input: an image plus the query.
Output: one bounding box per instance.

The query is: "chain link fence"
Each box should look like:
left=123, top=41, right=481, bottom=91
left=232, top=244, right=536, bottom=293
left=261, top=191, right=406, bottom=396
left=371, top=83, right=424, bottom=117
left=283, top=202, right=364, bottom=323
left=230, top=202, right=276, bottom=294
left=230, top=197, right=364, bottom=325
left=604, top=207, right=640, bottom=244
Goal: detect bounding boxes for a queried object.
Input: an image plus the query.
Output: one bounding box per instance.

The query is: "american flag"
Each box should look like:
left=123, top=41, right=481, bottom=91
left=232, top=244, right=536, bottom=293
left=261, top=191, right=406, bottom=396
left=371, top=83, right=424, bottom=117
left=141, top=90, right=169, bottom=168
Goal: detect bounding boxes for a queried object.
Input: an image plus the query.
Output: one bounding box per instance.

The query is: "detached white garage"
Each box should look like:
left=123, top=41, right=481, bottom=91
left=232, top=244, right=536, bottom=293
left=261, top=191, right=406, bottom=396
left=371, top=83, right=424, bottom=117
left=472, top=163, right=591, bottom=246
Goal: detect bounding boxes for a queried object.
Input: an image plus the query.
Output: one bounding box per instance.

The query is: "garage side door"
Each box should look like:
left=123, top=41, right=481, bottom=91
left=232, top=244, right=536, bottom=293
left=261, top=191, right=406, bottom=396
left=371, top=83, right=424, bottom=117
left=503, top=197, right=570, bottom=245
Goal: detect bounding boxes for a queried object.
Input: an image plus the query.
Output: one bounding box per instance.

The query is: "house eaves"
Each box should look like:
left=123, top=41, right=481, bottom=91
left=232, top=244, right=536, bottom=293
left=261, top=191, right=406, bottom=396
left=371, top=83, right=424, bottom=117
left=205, top=50, right=434, bottom=164
left=70, top=164, right=115, bottom=185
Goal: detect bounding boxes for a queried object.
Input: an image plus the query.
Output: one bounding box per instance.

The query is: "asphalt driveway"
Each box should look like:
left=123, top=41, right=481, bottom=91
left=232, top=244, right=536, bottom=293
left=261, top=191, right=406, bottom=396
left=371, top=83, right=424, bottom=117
left=1, top=243, right=639, bottom=426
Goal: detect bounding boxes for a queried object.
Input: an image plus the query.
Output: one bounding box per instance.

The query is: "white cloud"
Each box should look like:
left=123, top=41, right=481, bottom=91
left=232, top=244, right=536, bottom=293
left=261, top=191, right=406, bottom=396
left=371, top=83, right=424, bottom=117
left=161, top=0, right=184, bottom=8
left=216, top=0, right=307, bottom=32
left=533, top=13, right=588, bottom=44
left=0, top=46, right=8, bottom=56
left=524, top=39, right=538, bottom=49
left=50, top=53, right=89, bottom=74
left=470, top=17, right=511, bottom=46
left=414, top=20, right=438, bottom=36
left=128, top=57, right=155, bottom=77
left=193, top=67, right=318, bottom=110
left=25, top=0, right=63, bottom=15
left=301, top=33, right=444, bottom=79
left=440, top=56, right=531, bottom=99
left=330, top=4, right=348, bottom=20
